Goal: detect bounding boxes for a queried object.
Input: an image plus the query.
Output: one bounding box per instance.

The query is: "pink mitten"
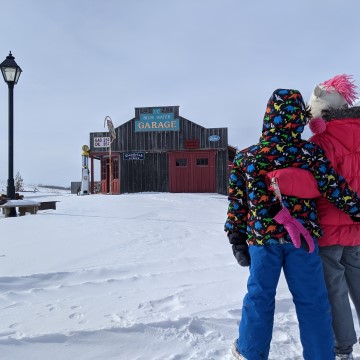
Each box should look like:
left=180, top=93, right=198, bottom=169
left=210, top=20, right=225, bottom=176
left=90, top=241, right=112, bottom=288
left=273, top=207, right=315, bottom=253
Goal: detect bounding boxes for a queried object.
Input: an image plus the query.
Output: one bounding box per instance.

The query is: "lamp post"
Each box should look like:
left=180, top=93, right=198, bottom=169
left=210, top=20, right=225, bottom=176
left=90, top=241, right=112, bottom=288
left=0, top=52, right=22, bottom=217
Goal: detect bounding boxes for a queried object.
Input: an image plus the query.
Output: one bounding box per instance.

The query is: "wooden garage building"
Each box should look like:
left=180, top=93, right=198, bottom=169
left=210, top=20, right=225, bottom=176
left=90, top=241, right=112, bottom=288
left=89, top=106, right=230, bottom=195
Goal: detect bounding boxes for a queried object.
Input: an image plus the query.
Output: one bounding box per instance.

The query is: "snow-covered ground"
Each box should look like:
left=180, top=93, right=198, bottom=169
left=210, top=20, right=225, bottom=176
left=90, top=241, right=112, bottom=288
left=0, top=189, right=359, bottom=360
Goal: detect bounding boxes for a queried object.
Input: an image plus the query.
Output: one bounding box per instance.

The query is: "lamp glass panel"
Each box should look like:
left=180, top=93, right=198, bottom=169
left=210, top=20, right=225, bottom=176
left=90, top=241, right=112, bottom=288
left=1, top=67, right=17, bottom=82
left=14, top=69, right=21, bottom=83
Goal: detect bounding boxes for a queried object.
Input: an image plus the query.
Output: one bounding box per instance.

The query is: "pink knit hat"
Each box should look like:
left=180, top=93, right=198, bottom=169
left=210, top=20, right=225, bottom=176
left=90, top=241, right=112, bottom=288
left=308, top=74, right=358, bottom=135
left=321, top=74, right=357, bottom=106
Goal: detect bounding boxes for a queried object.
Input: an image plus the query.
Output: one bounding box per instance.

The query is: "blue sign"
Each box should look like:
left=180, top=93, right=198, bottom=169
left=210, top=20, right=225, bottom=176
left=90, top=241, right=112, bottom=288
left=123, top=152, right=145, bottom=160
left=208, top=134, right=220, bottom=142
left=135, top=108, right=179, bottom=132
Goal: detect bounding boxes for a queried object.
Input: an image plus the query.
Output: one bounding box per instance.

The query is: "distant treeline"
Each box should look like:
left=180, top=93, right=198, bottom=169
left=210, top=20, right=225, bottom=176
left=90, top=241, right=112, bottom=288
left=37, top=184, right=70, bottom=190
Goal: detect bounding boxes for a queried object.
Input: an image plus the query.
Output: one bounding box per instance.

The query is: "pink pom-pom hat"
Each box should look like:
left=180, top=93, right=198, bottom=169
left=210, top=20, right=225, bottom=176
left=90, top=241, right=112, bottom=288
left=321, top=74, right=358, bottom=105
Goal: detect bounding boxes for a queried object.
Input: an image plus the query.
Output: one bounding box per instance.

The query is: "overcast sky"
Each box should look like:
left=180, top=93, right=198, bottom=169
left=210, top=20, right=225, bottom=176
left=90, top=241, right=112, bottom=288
left=0, top=0, right=360, bottom=187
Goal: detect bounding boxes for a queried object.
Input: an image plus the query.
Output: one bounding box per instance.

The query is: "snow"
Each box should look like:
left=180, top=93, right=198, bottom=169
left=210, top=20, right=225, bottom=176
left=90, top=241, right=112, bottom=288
left=2, top=199, right=40, bottom=206
left=0, top=189, right=359, bottom=360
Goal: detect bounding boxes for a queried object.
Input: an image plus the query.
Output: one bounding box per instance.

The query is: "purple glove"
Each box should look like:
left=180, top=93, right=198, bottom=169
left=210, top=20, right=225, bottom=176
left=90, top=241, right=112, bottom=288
left=273, top=207, right=315, bottom=253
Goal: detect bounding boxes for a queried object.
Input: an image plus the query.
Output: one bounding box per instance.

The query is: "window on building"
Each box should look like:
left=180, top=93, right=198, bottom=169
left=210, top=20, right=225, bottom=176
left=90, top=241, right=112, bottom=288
left=101, top=159, right=107, bottom=180
left=176, top=159, right=187, bottom=167
left=196, top=158, right=208, bottom=166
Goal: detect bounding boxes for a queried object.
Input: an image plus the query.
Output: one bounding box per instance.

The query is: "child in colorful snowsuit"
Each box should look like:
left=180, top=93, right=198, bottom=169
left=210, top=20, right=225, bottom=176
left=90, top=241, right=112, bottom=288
left=224, top=89, right=360, bottom=360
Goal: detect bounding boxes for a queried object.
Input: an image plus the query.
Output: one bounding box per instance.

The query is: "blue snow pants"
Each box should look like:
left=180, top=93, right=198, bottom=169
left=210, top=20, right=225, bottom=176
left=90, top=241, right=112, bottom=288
left=237, top=242, right=334, bottom=360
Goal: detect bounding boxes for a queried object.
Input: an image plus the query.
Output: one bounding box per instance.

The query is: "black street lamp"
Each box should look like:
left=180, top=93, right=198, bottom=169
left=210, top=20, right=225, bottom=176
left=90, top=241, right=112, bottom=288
left=0, top=52, right=22, bottom=217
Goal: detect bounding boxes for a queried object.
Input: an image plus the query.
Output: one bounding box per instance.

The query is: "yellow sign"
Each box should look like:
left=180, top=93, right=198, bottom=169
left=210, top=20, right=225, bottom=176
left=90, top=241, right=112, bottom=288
left=82, top=144, right=90, bottom=156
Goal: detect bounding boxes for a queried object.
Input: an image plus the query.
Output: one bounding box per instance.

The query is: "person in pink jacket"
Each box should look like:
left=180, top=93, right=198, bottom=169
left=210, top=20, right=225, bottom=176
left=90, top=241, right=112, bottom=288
left=268, top=75, right=360, bottom=360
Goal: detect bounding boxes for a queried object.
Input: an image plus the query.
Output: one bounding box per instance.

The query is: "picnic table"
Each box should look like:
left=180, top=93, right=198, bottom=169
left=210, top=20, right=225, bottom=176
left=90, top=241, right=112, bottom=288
left=0, top=198, right=60, bottom=217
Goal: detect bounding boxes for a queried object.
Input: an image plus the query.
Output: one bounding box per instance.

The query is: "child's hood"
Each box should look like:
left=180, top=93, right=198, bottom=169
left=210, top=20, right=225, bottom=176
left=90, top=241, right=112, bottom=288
left=260, top=89, right=308, bottom=142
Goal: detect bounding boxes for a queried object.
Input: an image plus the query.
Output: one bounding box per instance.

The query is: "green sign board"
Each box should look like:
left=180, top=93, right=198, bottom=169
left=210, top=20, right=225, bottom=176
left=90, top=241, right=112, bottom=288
left=135, top=108, right=179, bottom=132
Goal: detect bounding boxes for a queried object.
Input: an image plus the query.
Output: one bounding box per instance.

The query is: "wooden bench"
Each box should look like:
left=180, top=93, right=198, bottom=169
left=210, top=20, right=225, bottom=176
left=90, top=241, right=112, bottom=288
left=0, top=200, right=40, bottom=218
left=38, top=201, right=59, bottom=211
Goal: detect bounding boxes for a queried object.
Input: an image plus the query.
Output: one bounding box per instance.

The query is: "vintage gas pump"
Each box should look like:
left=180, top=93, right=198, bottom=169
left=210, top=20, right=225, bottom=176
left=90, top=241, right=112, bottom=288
left=80, top=145, right=90, bottom=195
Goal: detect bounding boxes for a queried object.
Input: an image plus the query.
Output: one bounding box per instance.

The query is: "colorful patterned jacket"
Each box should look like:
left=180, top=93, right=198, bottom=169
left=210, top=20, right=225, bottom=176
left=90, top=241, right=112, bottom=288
left=224, top=89, right=360, bottom=246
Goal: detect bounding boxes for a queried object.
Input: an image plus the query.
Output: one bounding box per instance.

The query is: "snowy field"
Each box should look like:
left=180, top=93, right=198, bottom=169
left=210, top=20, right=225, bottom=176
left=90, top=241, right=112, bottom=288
left=0, top=188, right=359, bottom=360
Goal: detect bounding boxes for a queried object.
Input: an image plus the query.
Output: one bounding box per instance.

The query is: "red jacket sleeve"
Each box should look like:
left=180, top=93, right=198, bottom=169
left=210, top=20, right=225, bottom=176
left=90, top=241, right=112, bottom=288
left=266, top=168, right=321, bottom=199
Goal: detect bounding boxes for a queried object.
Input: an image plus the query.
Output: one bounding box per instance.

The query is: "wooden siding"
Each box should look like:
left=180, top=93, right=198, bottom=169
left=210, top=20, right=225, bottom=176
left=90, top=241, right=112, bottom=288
left=89, top=117, right=228, bottom=153
left=216, top=150, right=229, bottom=195
left=120, top=152, right=168, bottom=193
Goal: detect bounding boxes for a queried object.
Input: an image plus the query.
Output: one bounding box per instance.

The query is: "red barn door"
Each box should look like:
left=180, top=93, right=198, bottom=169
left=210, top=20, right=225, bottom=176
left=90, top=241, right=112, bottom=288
left=169, top=151, right=216, bottom=193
